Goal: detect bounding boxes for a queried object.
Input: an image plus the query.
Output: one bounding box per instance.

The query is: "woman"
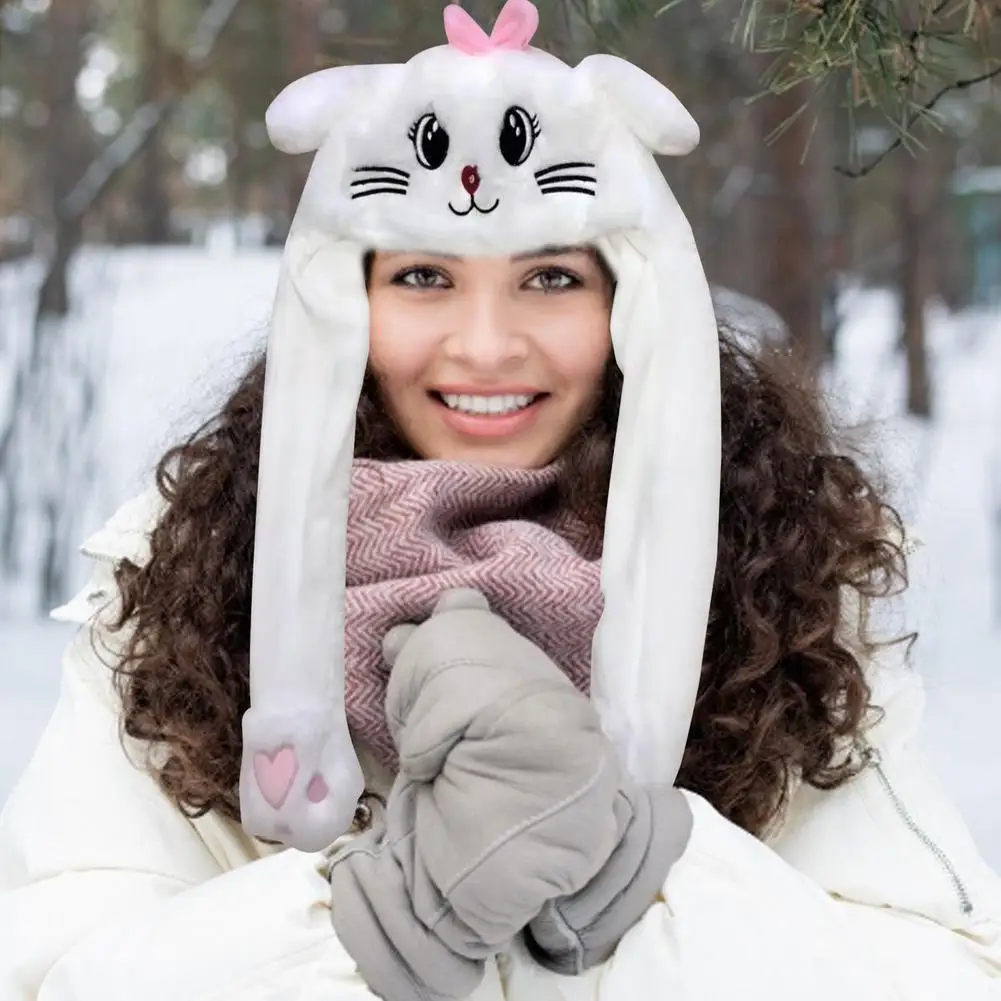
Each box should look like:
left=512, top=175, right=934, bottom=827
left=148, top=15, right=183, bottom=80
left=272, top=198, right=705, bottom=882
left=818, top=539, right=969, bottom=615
left=2, top=3, right=1000, bottom=999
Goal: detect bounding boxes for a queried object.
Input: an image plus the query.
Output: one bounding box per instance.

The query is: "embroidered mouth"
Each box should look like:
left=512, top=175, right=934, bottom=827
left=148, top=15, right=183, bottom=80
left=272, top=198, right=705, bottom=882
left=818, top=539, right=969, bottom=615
left=448, top=196, right=501, bottom=217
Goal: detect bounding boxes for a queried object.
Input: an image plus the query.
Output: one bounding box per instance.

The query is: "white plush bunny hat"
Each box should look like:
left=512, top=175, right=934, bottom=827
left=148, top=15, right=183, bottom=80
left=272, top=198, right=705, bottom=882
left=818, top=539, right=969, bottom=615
left=239, top=0, right=720, bottom=852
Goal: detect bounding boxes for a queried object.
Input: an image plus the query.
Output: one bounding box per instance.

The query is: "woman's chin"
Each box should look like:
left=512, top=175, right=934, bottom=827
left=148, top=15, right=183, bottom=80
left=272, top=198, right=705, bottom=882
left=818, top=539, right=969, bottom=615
left=414, top=426, right=557, bottom=469
left=430, top=441, right=552, bottom=470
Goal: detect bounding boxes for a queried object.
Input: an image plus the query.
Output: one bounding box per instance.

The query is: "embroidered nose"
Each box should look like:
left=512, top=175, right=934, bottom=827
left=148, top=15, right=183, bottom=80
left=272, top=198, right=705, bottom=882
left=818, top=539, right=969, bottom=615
left=461, top=165, right=481, bottom=195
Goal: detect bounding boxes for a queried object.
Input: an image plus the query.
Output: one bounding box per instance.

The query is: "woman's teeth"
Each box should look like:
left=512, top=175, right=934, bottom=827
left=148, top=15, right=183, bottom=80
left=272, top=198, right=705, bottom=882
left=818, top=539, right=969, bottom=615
left=440, top=393, right=538, bottom=415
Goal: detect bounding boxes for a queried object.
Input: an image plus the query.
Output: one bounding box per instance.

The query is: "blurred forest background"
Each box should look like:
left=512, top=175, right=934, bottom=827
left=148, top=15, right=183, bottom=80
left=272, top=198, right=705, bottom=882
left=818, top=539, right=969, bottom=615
left=2, top=3, right=1001, bottom=852
left=4, top=0, right=1001, bottom=340
left=0, top=0, right=1000, bottom=611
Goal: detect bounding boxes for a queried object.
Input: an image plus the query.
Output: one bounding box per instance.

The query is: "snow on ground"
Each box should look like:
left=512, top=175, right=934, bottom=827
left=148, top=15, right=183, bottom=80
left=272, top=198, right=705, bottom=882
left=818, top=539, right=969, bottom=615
left=829, top=289, right=1001, bottom=862
left=1, top=248, right=999, bottom=870
left=1, top=246, right=280, bottom=803
left=90, top=245, right=278, bottom=507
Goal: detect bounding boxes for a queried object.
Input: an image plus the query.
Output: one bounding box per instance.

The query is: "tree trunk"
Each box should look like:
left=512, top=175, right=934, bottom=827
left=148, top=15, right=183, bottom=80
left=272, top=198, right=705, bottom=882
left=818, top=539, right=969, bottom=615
left=560, top=0, right=593, bottom=62
left=283, top=0, right=323, bottom=219
left=35, top=0, right=92, bottom=323
left=755, top=86, right=825, bottom=371
left=819, top=95, right=847, bottom=362
left=60, top=0, right=246, bottom=223
left=2, top=0, right=92, bottom=608
left=899, top=151, right=935, bottom=418
left=12, top=0, right=93, bottom=604
left=36, top=217, right=83, bottom=321
left=0, top=0, right=246, bottom=613
left=138, top=0, right=171, bottom=244
left=229, top=127, right=251, bottom=240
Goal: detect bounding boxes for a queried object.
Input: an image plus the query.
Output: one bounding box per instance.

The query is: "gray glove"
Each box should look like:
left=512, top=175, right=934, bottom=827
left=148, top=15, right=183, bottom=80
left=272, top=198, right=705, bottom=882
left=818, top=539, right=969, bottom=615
left=524, top=778, right=693, bottom=974
left=327, top=589, right=691, bottom=1000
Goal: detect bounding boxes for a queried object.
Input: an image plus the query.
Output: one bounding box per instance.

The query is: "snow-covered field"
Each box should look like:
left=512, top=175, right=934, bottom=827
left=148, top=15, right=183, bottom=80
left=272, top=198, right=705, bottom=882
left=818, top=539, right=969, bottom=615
left=1, top=247, right=999, bottom=869
left=829, top=292, right=1001, bottom=865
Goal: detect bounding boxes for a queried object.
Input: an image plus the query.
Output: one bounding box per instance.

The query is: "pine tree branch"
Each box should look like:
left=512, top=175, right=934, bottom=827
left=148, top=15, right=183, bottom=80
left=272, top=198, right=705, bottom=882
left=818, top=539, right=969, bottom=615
left=660, top=0, right=999, bottom=174
left=836, top=59, right=1001, bottom=177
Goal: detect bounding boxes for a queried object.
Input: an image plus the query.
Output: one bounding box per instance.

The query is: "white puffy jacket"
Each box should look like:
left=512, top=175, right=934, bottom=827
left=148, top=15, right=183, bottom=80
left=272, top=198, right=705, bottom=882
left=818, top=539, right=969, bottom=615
left=1, top=490, right=999, bottom=1000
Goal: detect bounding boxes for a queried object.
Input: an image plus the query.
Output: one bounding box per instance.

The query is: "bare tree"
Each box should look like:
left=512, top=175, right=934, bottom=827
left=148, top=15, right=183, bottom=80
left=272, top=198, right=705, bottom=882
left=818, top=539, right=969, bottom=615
left=138, top=0, right=171, bottom=244
left=898, top=148, right=936, bottom=418
left=60, top=0, right=245, bottom=221
left=0, top=0, right=248, bottom=614
left=34, top=0, right=94, bottom=321
left=755, top=85, right=825, bottom=368
left=0, top=0, right=92, bottom=609
left=283, top=0, right=324, bottom=218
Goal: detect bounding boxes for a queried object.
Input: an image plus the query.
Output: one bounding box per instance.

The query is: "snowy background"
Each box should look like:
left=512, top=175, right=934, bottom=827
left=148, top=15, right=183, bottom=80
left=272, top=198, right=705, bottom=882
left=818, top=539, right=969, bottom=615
left=1, top=243, right=999, bottom=868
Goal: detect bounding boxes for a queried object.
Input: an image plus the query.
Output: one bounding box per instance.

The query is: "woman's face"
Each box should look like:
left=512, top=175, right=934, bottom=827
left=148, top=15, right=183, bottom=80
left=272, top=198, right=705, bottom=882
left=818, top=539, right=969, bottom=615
left=367, top=247, right=613, bottom=468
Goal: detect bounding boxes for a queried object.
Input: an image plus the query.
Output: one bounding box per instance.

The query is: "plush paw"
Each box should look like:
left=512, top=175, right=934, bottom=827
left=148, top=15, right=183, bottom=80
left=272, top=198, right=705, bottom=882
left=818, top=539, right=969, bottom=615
left=239, top=705, right=365, bottom=852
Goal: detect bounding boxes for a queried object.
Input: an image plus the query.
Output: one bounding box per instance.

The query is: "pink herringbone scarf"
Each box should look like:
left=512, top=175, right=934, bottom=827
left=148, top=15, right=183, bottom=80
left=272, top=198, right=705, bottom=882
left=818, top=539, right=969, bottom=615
left=344, top=458, right=605, bottom=770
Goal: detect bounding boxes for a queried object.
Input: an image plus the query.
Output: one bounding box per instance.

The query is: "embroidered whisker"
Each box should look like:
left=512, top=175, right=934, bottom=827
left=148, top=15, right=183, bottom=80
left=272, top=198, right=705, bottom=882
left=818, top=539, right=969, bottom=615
left=350, top=177, right=409, bottom=188
left=351, top=188, right=410, bottom=200
left=537, top=175, right=595, bottom=186
left=538, top=186, right=597, bottom=197
left=534, top=161, right=596, bottom=178
left=352, top=165, right=411, bottom=179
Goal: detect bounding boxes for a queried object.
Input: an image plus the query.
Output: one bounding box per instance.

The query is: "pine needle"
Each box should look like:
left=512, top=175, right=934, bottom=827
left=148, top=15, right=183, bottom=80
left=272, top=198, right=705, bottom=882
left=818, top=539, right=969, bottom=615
left=659, top=0, right=1000, bottom=174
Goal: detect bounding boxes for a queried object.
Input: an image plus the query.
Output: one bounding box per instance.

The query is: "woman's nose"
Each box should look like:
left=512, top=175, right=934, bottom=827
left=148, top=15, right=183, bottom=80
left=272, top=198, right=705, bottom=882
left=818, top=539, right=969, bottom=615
left=444, top=297, right=527, bottom=368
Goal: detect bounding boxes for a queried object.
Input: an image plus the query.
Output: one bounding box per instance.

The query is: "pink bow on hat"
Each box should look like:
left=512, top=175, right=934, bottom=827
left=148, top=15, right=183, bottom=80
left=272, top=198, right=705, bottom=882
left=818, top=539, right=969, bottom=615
left=444, top=0, right=540, bottom=55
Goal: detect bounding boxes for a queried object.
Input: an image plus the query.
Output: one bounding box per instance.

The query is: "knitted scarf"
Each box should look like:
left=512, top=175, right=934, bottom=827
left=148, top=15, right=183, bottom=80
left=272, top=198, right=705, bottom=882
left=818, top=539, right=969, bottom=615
left=344, top=458, right=605, bottom=770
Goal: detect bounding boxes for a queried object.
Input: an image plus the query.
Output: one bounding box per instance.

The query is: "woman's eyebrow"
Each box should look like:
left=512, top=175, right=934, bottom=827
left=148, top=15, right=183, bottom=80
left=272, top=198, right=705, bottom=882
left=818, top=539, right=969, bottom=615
left=512, top=245, right=579, bottom=261
left=380, top=246, right=583, bottom=263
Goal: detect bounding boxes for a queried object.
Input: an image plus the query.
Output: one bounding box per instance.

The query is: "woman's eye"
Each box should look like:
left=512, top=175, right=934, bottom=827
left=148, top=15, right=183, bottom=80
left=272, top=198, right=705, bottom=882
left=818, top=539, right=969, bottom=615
left=527, top=268, right=579, bottom=292
left=396, top=267, right=447, bottom=289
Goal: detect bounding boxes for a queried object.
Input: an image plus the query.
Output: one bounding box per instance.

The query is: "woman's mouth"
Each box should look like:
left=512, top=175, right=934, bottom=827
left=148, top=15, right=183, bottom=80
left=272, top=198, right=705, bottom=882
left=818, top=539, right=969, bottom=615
left=428, top=390, right=549, bottom=438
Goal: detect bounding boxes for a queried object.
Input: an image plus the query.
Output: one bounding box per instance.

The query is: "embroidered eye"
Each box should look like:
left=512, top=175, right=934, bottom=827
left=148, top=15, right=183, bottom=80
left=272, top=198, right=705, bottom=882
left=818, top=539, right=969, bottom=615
left=408, top=112, right=450, bottom=170
left=499, top=106, right=540, bottom=167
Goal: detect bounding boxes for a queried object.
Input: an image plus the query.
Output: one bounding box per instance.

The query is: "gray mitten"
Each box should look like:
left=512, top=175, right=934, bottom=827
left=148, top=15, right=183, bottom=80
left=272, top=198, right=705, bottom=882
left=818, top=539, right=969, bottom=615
left=524, top=777, right=693, bottom=974
left=328, top=588, right=623, bottom=1001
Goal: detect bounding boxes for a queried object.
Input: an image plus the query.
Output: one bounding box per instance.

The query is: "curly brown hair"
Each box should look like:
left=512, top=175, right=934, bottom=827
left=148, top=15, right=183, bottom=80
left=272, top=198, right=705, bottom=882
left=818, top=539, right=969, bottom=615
left=106, top=322, right=909, bottom=839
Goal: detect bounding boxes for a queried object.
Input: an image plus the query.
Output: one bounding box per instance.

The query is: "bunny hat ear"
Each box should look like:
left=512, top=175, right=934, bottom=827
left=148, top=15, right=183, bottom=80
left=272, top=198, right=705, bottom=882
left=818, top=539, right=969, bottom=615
left=239, top=63, right=405, bottom=853
left=266, top=64, right=395, bottom=154
left=239, top=2, right=720, bottom=853
left=561, top=55, right=720, bottom=788
left=576, top=54, right=699, bottom=155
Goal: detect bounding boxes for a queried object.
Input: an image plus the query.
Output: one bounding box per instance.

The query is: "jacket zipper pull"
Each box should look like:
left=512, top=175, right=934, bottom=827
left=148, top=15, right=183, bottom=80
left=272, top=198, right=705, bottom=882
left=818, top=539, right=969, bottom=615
left=864, top=742, right=974, bottom=916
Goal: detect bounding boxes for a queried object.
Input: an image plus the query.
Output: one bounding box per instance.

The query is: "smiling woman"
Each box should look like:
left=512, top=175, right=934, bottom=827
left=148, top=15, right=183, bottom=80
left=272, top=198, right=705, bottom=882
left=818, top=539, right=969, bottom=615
left=4, top=1, right=1000, bottom=998
left=366, top=247, right=615, bottom=468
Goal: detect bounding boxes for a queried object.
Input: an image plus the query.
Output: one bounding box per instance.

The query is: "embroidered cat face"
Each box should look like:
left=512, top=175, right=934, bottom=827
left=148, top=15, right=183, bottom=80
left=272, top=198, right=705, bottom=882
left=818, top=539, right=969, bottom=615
left=267, top=41, right=700, bottom=256
left=348, top=54, right=593, bottom=221
left=363, top=102, right=556, bottom=217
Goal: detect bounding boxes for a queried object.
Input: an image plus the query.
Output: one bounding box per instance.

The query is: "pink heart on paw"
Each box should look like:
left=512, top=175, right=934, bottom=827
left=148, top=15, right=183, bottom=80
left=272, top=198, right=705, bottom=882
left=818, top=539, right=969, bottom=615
left=253, top=746, right=298, bottom=809
left=306, top=774, right=329, bottom=803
